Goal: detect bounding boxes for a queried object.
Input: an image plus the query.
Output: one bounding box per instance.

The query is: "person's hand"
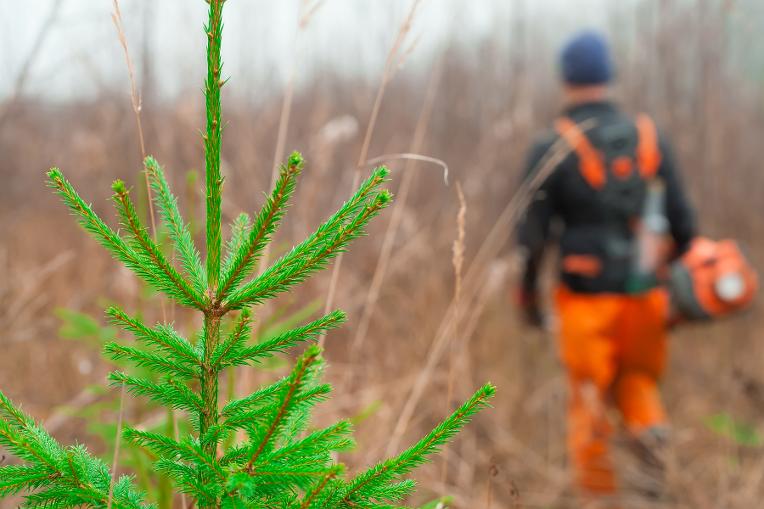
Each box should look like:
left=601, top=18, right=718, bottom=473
left=515, top=288, right=546, bottom=330
left=523, top=303, right=546, bottom=329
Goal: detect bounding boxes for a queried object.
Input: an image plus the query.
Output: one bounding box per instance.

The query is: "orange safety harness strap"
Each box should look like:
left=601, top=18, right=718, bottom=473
left=555, top=114, right=662, bottom=189
left=636, top=113, right=662, bottom=178
left=555, top=117, right=606, bottom=189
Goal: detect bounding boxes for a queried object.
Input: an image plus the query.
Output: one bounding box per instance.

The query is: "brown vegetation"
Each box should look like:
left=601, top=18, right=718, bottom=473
left=1, top=1, right=764, bottom=507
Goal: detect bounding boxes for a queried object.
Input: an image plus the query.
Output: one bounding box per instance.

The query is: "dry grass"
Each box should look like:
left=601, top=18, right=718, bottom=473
left=2, top=1, right=764, bottom=508
left=108, top=2, right=160, bottom=506
left=349, top=57, right=443, bottom=358
left=319, top=0, right=423, bottom=347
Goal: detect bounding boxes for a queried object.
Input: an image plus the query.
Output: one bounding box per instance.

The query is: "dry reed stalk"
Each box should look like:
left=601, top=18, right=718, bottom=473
left=348, top=59, right=442, bottom=356
left=111, top=0, right=161, bottom=284
left=109, top=2, right=166, bottom=505
left=318, top=0, right=423, bottom=347
left=112, top=0, right=160, bottom=265
left=487, top=422, right=568, bottom=487
left=384, top=121, right=594, bottom=456
left=299, top=0, right=327, bottom=28
left=442, top=260, right=508, bottom=489
left=268, top=0, right=323, bottom=191
left=112, top=3, right=146, bottom=160
left=457, top=263, right=508, bottom=353
left=354, top=0, right=422, bottom=170
left=2, top=251, right=73, bottom=333
left=440, top=181, right=466, bottom=482
left=363, top=153, right=449, bottom=183
left=451, top=183, right=466, bottom=302
left=384, top=237, right=505, bottom=459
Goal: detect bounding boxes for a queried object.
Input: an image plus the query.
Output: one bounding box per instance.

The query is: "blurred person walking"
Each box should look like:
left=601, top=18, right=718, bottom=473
left=515, top=31, right=696, bottom=507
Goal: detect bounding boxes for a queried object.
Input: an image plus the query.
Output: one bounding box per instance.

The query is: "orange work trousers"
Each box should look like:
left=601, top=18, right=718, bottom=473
left=556, top=285, right=669, bottom=498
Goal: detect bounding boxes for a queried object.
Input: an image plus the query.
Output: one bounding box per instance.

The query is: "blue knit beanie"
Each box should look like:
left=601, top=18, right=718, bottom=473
left=560, top=31, right=613, bottom=85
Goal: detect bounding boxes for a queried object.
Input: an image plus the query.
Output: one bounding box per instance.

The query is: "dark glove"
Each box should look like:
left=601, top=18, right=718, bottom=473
left=515, top=288, right=546, bottom=329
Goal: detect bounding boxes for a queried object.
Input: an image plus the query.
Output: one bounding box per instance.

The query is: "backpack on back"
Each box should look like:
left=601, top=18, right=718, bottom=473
left=555, top=114, right=664, bottom=291
left=555, top=114, right=661, bottom=222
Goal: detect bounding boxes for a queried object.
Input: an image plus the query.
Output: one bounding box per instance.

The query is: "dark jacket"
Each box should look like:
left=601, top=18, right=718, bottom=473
left=517, top=101, right=696, bottom=297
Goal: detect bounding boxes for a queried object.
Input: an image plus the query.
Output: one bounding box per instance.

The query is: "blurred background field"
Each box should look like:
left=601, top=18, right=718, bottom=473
left=2, top=0, right=764, bottom=507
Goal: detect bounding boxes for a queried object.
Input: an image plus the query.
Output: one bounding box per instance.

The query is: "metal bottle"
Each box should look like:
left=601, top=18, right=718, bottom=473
left=628, top=178, right=668, bottom=293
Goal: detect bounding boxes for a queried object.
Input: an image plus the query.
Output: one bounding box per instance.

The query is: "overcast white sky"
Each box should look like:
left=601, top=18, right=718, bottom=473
left=2, top=0, right=624, bottom=102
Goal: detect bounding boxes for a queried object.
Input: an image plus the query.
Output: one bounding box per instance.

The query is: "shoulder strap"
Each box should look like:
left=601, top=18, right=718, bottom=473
left=554, top=117, right=606, bottom=189
left=636, top=113, right=662, bottom=178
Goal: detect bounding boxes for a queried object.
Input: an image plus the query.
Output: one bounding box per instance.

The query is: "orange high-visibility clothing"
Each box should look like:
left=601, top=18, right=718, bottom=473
left=556, top=285, right=669, bottom=497
left=517, top=102, right=696, bottom=502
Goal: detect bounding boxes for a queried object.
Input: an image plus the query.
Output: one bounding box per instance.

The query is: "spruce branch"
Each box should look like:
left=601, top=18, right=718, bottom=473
left=339, top=383, right=496, bottom=506
left=111, top=180, right=206, bottom=309
left=217, top=152, right=304, bottom=301
left=152, top=457, right=220, bottom=506
left=222, top=213, right=252, bottom=275
left=0, top=464, right=51, bottom=498
left=223, top=180, right=392, bottom=310
left=145, top=156, right=207, bottom=295
left=104, top=342, right=198, bottom=380
left=218, top=310, right=346, bottom=368
left=0, top=391, right=148, bottom=509
left=294, top=465, right=344, bottom=509
left=106, top=306, right=201, bottom=368
left=46, top=169, right=206, bottom=310
left=0, top=389, right=33, bottom=428
left=108, top=372, right=205, bottom=416
left=47, top=170, right=156, bottom=296
left=0, top=420, right=59, bottom=469
left=221, top=379, right=288, bottom=420
left=123, top=429, right=225, bottom=482
left=209, top=309, right=252, bottom=368
left=216, top=377, right=332, bottom=462
left=244, top=346, right=324, bottom=472
left=286, top=166, right=389, bottom=261
left=264, top=421, right=355, bottom=464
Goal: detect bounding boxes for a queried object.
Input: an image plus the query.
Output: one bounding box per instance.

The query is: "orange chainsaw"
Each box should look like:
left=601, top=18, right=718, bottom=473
left=668, top=237, right=758, bottom=321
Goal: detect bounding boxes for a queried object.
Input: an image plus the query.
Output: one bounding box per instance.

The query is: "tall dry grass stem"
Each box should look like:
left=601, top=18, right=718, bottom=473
left=109, top=2, right=165, bottom=505
left=112, top=2, right=146, bottom=160
left=112, top=0, right=163, bottom=303
left=363, top=153, right=449, bottom=184
left=348, top=60, right=442, bottom=356
left=354, top=0, right=422, bottom=170
left=451, top=183, right=466, bottom=301
left=111, top=0, right=163, bottom=288
left=299, top=0, right=327, bottom=28
left=318, top=0, right=423, bottom=347
left=2, top=251, right=73, bottom=334
left=440, top=181, right=466, bottom=481
left=385, top=121, right=595, bottom=456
